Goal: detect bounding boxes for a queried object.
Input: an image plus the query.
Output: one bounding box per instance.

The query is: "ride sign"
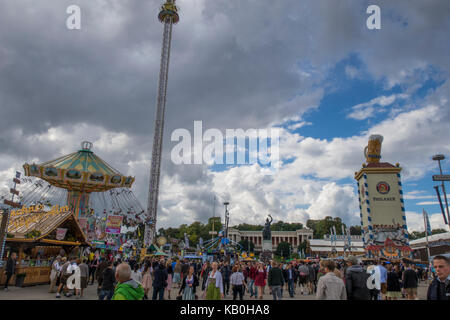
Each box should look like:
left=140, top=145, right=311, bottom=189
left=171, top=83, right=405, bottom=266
left=105, top=215, right=123, bottom=234
left=432, top=175, right=450, bottom=181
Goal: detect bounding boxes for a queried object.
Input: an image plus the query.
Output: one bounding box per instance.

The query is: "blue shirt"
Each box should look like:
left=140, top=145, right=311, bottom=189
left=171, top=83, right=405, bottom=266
left=378, top=265, right=388, bottom=283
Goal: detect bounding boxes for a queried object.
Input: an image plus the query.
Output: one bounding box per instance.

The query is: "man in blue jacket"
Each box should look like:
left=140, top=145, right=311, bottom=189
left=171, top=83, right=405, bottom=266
left=427, top=255, right=449, bottom=300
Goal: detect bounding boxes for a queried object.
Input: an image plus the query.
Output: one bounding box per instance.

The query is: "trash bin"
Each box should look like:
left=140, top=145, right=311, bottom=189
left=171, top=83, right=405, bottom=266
left=15, top=273, right=26, bottom=287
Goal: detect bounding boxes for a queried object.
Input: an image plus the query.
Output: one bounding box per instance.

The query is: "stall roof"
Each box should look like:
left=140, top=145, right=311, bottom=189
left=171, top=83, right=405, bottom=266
left=5, top=209, right=87, bottom=245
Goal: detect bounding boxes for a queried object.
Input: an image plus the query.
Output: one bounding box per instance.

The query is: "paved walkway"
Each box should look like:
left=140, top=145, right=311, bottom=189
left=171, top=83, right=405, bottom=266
left=0, top=281, right=429, bottom=300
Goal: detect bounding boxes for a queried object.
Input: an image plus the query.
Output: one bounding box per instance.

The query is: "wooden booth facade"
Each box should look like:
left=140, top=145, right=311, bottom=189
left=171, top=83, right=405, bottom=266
left=0, top=208, right=87, bottom=286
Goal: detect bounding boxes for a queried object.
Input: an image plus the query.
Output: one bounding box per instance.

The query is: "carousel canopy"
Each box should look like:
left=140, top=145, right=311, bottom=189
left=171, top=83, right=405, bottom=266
left=23, top=141, right=135, bottom=193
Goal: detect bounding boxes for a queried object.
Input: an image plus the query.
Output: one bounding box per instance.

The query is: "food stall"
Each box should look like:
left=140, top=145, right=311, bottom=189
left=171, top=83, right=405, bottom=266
left=0, top=208, right=88, bottom=286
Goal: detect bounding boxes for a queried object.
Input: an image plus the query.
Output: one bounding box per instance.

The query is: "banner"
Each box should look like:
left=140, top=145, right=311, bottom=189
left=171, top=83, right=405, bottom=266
left=56, top=228, right=68, bottom=241
left=78, top=218, right=88, bottom=231
left=106, top=215, right=123, bottom=234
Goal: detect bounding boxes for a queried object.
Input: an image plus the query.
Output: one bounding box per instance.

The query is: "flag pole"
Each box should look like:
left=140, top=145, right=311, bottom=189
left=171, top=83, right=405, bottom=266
left=422, top=209, right=431, bottom=265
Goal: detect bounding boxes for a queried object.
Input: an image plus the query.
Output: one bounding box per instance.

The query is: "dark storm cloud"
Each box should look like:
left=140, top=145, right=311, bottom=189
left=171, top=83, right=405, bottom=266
left=0, top=0, right=449, bottom=227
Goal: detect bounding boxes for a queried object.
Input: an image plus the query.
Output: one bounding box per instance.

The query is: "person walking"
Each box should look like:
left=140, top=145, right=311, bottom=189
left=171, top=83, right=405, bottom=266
left=298, top=263, right=309, bottom=295
left=112, top=263, right=145, bottom=300
left=307, top=262, right=316, bottom=295
left=268, top=261, right=284, bottom=300
left=152, top=260, right=168, bottom=300
left=316, top=260, right=347, bottom=300
left=166, top=260, right=173, bottom=299
left=99, top=261, right=116, bottom=300
left=141, top=261, right=153, bottom=299
left=386, top=263, right=401, bottom=300
left=285, top=263, right=295, bottom=297
left=402, top=263, right=419, bottom=300
left=248, top=262, right=258, bottom=299
left=205, top=262, right=224, bottom=300
left=254, top=262, right=266, bottom=300
left=221, top=261, right=231, bottom=296
left=344, top=256, right=370, bottom=300
left=179, top=265, right=199, bottom=300
left=3, top=252, right=17, bottom=291
left=78, top=258, right=89, bottom=298
left=49, top=255, right=61, bottom=293
left=230, top=266, right=246, bottom=300
left=427, top=255, right=450, bottom=300
left=56, top=257, right=71, bottom=298
left=200, top=261, right=211, bottom=293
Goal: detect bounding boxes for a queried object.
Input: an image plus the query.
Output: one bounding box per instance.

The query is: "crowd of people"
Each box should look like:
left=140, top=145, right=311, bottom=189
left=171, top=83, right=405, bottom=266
left=3, top=251, right=449, bottom=300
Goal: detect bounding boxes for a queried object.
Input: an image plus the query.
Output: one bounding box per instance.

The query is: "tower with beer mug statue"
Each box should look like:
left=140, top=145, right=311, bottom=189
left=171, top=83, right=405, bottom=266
left=354, top=135, right=412, bottom=259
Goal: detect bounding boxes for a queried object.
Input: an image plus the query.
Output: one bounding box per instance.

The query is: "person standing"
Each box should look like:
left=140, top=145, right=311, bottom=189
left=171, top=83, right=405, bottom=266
left=141, top=261, right=152, bottom=299
left=307, top=263, right=316, bottom=295
left=230, top=266, right=246, bottom=300
left=99, top=261, right=116, bottom=300
left=402, top=263, right=419, bottom=300
left=377, top=260, right=388, bottom=300
left=89, top=255, right=99, bottom=285
left=152, top=260, right=168, bottom=300
left=316, top=260, right=347, bottom=300
left=173, top=260, right=182, bottom=288
left=268, top=261, right=284, bottom=300
left=78, top=259, right=89, bottom=298
left=344, top=256, right=370, bottom=300
left=179, top=266, right=199, bottom=300
left=386, top=263, right=401, bottom=300
left=130, top=264, right=143, bottom=284
left=112, top=263, right=145, bottom=300
left=427, top=255, right=450, bottom=300
left=3, top=252, right=17, bottom=291
left=254, top=263, right=266, bottom=300
left=206, top=262, right=224, bottom=300
left=49, top=255, right=61, bottom=293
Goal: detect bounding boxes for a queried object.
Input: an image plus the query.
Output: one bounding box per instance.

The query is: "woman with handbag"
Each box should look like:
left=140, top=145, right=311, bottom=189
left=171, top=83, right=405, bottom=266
left=178, top=266, right=199, bottom=300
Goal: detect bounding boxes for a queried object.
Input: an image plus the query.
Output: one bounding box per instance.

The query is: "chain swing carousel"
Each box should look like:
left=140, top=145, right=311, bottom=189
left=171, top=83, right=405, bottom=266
left=1, top=142, right=145, bottom=286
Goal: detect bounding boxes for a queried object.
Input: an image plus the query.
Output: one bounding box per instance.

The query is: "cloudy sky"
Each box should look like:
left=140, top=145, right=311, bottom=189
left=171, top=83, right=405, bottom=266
left=0, top=0, right=449, bottom=233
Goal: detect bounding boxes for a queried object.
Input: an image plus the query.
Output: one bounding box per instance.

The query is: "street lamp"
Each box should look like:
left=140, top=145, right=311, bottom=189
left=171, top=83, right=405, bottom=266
left=432, top=154, right=450, bottom=228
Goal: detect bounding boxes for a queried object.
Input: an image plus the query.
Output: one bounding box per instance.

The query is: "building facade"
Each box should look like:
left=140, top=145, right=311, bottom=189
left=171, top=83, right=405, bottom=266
left=410, top=232, right=450, bottom=262
left=228, top=228, right=313, bottom=253
left=308, top=235, right=365, bottom=257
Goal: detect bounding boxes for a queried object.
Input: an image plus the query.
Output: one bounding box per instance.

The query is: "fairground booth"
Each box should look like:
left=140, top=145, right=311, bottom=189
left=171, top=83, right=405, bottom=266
left=0, top=205, right=87, bottom=286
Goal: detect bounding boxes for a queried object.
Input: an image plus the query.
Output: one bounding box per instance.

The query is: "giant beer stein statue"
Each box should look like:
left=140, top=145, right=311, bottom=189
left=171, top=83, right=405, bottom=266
left=364, top=134, right=383, bottom=163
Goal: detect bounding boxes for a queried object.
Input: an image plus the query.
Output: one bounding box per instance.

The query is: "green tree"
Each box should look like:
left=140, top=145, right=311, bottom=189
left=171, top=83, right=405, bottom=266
left=350, top=225, right=362, bottom=235
left=238, top=238, right=255, bottom=252
left=275, top=241, right=292, bottom=259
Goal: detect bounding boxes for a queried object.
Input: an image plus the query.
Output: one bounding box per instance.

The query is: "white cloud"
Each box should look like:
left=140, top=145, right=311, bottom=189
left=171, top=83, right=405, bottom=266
left=405, top=211, right=448, bottom=232
left=347, top=94, right=409, bottom=120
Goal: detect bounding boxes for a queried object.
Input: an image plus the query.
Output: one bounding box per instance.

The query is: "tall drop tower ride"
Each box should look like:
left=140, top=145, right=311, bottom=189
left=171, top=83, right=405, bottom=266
left=144, top=0, right=179, bottom=246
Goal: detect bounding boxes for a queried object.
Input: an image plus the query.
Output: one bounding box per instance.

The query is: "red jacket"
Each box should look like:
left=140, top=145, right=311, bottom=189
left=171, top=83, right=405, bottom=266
left=254, top=268, right=267, bottom=287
